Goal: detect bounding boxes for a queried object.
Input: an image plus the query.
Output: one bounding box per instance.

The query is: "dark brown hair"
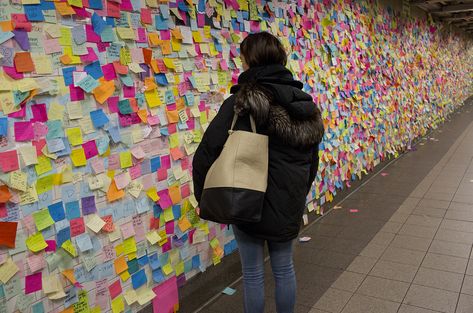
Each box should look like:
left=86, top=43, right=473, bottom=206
left=240, top=32, right=287, bottom=68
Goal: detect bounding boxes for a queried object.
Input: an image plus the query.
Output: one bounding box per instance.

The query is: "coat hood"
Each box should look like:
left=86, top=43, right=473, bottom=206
left=230, top=64, right=324, bottom=147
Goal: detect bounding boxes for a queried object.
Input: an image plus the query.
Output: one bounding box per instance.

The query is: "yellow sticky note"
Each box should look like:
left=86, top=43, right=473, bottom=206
left=35, top=155, right=52, bottom=176
left=0, top=258, right=19, bottom=284
left=67, top=0, right=83, bottom=8
left=120, top=271, right=130, bottom=282
left=20, top=184, right=39, bottom=205
left=86, top=214, right=106, bottom=233
left=33, top=55, right=53, bottom=74
left=115, top=243, right=124, bottom=256
left=36, top=174, right=54, bottom=194
left=9, top=171, right=27, bottom=191
left=175, top=261, right=185, bottom=276
left=66, top=127, right=83, bottom=146
left=119, top=151, right=132, bottom=168
left=123, top=237, right=137, bottom=255
left=163, top=208, right=174, bottom=222
left=136, top=288, right=156, bottom=305
left=124, top=289, right=137, bottom=305
left=144, top=89, right=162, bottom=108
left=26, top=232, right=48, bottom=253
left=71, top=148, right=87, bottom=167
left=111, top=296, right=124, bottom=313
left=146, top=187, right=159, bottom=202
left=146, top=231, right=161, bottom=245
left=32, top=208, right=55, bottom=231
left=18, top=146, right=38, bottom=166
left=48, top=103, right=65, bottom=121
left=62, top=239, right=77, bottom=257
left=162, top=263, right=173, bottom=275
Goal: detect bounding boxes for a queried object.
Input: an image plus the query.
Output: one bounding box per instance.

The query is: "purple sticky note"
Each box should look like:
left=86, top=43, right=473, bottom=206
left=81, top=196, right=97, bottom=215
left=12, top=30, right=30, bottom=51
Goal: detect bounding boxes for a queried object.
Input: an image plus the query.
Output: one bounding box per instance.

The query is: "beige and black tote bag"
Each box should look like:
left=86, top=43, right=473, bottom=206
left=199, top=113, right=268, bottom=224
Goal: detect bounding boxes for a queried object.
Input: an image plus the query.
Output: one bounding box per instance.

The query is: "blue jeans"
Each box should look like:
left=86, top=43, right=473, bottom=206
left=232, top=226, right=296, bottom=313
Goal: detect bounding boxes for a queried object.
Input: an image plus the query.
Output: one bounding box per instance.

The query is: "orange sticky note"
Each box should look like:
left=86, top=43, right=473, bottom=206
left=114, top=256, right=128, bottom=274
left=60, top=54, right=72, bottom=65
left=107, top=180, right=125, bottom=202
left=113, top=61, right=128, bottom=75
left=14, top=52, right=35, bottom=73
left=170, top=148, right=185, bottom=161
left=168, top=185, right=181, bottom=204
left=55, top=2, right=76, bottom=15
left=166, top=110, right=179, bottom=124
left=62, top=269, right=77, bottom=285
left=0, top=186, right=12, bottom=203
left=93, top=79, right=115, bottom=104
left=0, top=222, right=18, bottom=248
left=137, top=109, right=148, bottom=123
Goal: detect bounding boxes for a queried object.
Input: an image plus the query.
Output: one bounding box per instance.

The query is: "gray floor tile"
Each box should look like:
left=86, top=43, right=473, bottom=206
left=440, top=219, right=473, bottom=233
left=422, top=253, right=468, bottom=274
left=413, top=267, right=464, bottom=292
left=445, top=209, right=473, bottom=222
left=331, top=271, right=366, bottom=292
left=467, top=261, right=473, bottom=275
left=452, top=194, right=473, bottom=205
left=398, top=224, right=438, bottom=239
left=390, top=235, right=432, bottom=252
left=417, top=199, right=451, bottom=210
left=369, top=232, right=395, bottom=246
left=308, top=309, right=331, bottom=313
left=456, top=293, right=473, bottom=313
left=389, top=212, right=410, bottom=224
left=359, top=243, right=387, bottom=259
left=379, top=221, right=403, bottom=234
left=381, top=246, right=426, bottom=266
left=346, top=256, right=378, bottom=274
left=403, top=284, right=458, bottom=313
left=428, top=240, right=472, bottom=258
left=412, top=207, right=447, bottom=218
left=398, top=304, right=440, bottom=313
left=423, top=191, right=455, bottom=201
left=461, top=275, right=473, bottom=295
left=370, top=260, right=418, bottom=283
left=357, top=276, right=409, bottom=302
left=448, top=202, right=473, bottom=211
left=340, top=294, right=400, bottom=313
left=313, top=288, right=352, bottom=313
left=405, top=215, right=443, bottom=228
left=435, top=229, right=473, bottom=245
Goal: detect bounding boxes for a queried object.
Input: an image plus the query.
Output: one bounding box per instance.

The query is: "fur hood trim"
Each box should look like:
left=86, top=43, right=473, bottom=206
left=234, top=82, right=324, bottom=147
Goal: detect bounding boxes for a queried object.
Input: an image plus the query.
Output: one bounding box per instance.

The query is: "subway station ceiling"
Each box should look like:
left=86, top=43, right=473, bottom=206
left=410, top=1, right=473, bottom=32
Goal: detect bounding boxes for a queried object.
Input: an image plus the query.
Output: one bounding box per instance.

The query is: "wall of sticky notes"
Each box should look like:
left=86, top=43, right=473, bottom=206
left=0, top=0, right=471, bottom=312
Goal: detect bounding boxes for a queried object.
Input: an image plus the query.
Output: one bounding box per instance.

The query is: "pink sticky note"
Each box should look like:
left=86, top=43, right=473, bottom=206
left=8, top=105, right=26, bottom=119
left=3, top=66, right=24, bottom=80
left=160, top=30, right=171, bottom=40
left=107, top=96, right=119, bottom=113
left=148, top=115, right=160, bottom=126
left=34, top=123, right=48, bottom=141
left=14, top=121, right=34, bottom=141
left=44, top=39, right=62, bottom=54
left=165, top=221, right=174, bottom=235
left=80, top=47, right=99, bottom=63
left=70, top=85, right=85, bottom=101
left=161, top=155, right=171, bottom=169
left=45, top=240, right=57, bottom=252
left=123, top=86, right=135, bottom=98
left=162, top=240, right=172, bottom=253
left=109, top=280, right=122, bottom=299
left=0, top=150, right=19, bottom=172
left=25, top=272, right=42, bottom=294
left=158, top=190, right=173, bottom=209
left=129, top=164, right=142, bottom=180
left=85, top=24, right=101, bottom=43
left=156, top=168, right=167, bottom=181
left=102, top=63, right=117, bottom=81
left=153, top=276, right=178, bottom=313
left=120, top=221, right=135, bottom=239
left=31, top=104, right=48, bottom=122
left=82, top=140, right=98, bottom=159
left=180, top=184, right=190, bottom=198
left=91, top=158, right=105, bottom=174
left=136, top=28, right=147, bottom=43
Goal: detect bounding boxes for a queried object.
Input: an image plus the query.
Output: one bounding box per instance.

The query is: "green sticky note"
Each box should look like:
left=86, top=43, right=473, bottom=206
left=118, top=99, right=133, bottom=114
left=32, top=208, right=55, bottom=231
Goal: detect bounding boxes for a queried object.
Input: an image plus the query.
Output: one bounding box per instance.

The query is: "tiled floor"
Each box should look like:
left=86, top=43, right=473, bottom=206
left=177, top=99, right=473, bottom=313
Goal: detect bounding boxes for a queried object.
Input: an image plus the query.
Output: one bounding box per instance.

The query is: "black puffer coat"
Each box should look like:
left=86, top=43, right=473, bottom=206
left=192, top=64, right=324, bottom=242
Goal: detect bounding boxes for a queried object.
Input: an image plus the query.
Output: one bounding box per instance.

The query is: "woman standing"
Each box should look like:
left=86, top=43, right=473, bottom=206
left=192, top=32, right=324, bottom=313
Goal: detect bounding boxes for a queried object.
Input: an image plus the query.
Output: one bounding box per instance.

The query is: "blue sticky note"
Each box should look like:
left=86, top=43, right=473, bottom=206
left=155, top=15, right=169, bottom=30
left=91, top=13, right=107, bottom=35
left=150, top=156, right=161, bottom=172
left=131, top=269, right=147, bottom=289
left=65, top=201, right=81, bottom=220
left=75, top=233, right=93, bottom=252
left=78, top=75, right=99, bottom=93
left=46, top=120, right=64, bottom=139
left=55, top=138, right=72, bottom=157
left=152, top=269, right=164, bottom=283
left=48, top=202, right=65, bottom=222
left=192, top=255, right=200, bottom=269
left=56, top=226, right=71, bottom=247
left=0, top=31, right=14, bottom=45
left=108, top=126, right=121, bottom=143
left=0, top=117, right=8, bottom=136
left=172, top=205, right=181, bottom=219
left=32, top=301, right=45, bottom=313
left=62, top=67, right=76, bottom=86
left=38, top=0, right=55, bottom=10
left=96, top=135, right=110, bottom=155
left=24, top=5, right=45, bottom=22
left=127, top=258, right=139, bottom=274
left=84, top=61, right=103, bottom=79
left=88, top=0, right=103, bottom=9
left=155, top=74, right=168, bottom=86
left=138, top=255, right=149, bottom=267
left=119, top=74, right=134, bottom=87
left=90, top=109, right=109, bottom=128
left=149, top=253, right=160, bottom=270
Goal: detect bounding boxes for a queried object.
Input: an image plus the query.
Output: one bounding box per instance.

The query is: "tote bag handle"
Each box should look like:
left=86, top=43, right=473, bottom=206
left=230, top=113, right=256, bottom=133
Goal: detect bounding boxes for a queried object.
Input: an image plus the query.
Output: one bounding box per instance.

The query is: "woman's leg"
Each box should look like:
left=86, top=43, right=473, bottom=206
left=268, top=239, right=296, bottom=313
left=232, top=225, right=266, bottom=313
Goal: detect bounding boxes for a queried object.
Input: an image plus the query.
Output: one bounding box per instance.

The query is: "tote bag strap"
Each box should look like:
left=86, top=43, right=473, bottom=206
left=230, top=113, right=257, bottom=133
